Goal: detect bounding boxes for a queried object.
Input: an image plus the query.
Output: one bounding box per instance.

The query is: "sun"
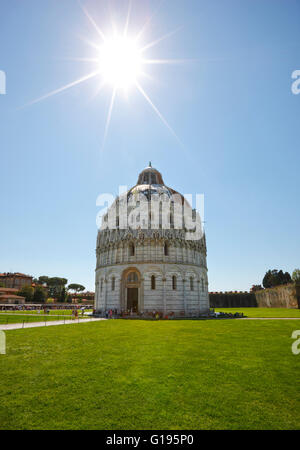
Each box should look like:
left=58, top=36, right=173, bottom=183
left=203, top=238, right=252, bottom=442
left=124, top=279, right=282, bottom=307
left=98, top=36, right=142, bottom=89
left=25, top=2, right=187, bottom=147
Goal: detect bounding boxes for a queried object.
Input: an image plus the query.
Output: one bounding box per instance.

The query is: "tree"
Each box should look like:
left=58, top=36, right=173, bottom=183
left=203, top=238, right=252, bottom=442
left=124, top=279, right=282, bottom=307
left=33, top=286, right=47, bottom=303
left=250, top=285, right=263, bottom=292
left=292, top=269, right=300, bottom=283
left=18, top=286, right=34, bottom=303
left=262, top=269, right=292, bottom=288
left=59, top=287, right=67, bottom=303
left=38, top=276, right=49, bottom=286
left=47, top=277, right=68, bottom=299
left=262, top=270, right=273, bottom=288
left=68, top=284, right=85, bottom=293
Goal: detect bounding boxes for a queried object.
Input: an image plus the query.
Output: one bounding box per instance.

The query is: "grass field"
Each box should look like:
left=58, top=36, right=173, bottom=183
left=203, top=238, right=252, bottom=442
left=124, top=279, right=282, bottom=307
left=0, top=310, right=92, bottom=324
left=0, top=314, right=90, bottom=325
left=0, top=319, right=299, bottom=430
left=0, top=309, right=93, bottom=315
left=214, top=307, right=300, bottom=318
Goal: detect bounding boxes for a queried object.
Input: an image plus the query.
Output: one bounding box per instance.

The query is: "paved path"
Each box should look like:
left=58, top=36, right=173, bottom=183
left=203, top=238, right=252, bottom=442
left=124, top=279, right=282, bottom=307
left=237, top=317, right=300, bottom=320
left=0, top=318, right=106, bottom=331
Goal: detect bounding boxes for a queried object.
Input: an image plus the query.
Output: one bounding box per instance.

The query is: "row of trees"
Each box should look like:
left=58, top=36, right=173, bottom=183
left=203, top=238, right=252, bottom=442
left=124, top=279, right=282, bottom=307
left=260, top=269, right=300, bottom=289
left=18, top=276, right=86, bottom=303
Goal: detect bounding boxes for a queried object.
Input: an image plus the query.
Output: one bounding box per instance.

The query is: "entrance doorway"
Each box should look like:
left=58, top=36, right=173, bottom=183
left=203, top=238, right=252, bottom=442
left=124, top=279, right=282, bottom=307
left=127, top=288, right=138, bottom=312
left=122, top=268, right=141, bottom=313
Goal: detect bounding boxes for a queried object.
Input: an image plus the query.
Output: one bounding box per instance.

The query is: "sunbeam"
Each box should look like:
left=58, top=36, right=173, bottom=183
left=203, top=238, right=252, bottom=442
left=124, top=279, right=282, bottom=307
left=140, top=27, right=183, bottom=53
left=22, top=71, right=100, bottom=108
left=79, top=1, right=106, bottom=42
left=142, top=58, right=196, bottom=65
left=135, top=81, right=182, bottom=146
left=102, top=87, right=117, bottom=148
left=123, top=0, right=132, bottom=37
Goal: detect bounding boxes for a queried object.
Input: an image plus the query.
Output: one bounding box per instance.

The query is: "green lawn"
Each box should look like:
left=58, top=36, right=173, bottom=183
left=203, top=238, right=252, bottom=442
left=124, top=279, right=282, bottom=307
left=0, top=314, right=89, bottom=325
left=0, top=309, right=92, bottom=315
left=214, top=307, right=300, bottom=318
left=0, top=320, right=299, bottom=430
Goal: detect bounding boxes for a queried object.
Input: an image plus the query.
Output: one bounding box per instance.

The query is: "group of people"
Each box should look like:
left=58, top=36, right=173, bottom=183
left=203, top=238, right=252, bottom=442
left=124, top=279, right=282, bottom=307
left=104, top=309, right=118, bottom=319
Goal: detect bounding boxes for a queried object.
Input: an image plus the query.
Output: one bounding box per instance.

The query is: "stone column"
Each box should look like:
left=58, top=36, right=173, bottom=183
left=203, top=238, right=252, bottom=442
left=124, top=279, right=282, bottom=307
left=183, top=278, right=187, bottom=315
left=95, top=281, right=99, bottom=311
left=119, top=278, right=123, bottom=313
left=163, top=276, right=167, bottom=315
left=140, top=277, right=144, bottom=313
left=104, top=279, right=108, bottom=311
left=197, top=279, right=201, bottom=315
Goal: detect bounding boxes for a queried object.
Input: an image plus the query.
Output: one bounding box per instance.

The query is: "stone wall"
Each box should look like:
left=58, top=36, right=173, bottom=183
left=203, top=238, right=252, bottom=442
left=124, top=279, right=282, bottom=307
left=95, top=262, right=209, bottom=316
left=209, top=292, right=257, bottom=308
left=254, top=283, right=300, bottom=308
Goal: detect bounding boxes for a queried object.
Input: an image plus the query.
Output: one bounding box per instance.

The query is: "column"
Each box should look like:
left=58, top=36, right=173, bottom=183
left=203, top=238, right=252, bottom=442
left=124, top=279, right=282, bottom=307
left=183, top=278, right=187, bottom=315
left=163, top=277, right=166, bottom=315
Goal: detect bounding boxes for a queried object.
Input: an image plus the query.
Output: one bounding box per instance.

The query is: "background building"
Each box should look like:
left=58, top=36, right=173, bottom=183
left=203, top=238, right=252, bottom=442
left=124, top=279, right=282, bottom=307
left=0, top=272, right=33, bottom=289
left=0, top=288, right=25, bottom=304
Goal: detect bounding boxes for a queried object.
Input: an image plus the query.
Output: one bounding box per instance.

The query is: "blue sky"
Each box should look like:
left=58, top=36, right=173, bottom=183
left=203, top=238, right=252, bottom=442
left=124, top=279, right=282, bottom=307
left=1, top=0, right=299, bottom=291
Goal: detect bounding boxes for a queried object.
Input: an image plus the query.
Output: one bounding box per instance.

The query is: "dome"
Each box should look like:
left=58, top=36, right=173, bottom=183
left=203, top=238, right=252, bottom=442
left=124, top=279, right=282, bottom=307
left=100, top=163, right=198, bottom=234
left=127, top=162, right=186, bottom=205
left=136, top=162, right=165, bottom=185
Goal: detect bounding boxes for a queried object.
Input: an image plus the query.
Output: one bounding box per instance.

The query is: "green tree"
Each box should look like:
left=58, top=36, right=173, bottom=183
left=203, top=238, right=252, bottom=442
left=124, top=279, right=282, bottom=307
left=18, top=286, right=34, bottom=303
left=59, top=287, right=67, bottom=303
left=250, top=285, right=263, bottom=292
left=33, top=286, right=47, bottom=303
left=68, top=284, right=85, bottom=293
left=47, top=277, right=68, bottom=300
left=262, top=269, right=292, bottom=288
left=292, top=269, right=300, bottom=283
left=38, top=276, right=50, bottom=285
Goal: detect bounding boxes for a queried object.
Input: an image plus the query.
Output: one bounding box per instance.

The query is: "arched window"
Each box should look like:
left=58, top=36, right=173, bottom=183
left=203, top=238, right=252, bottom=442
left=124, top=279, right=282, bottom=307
left=100, top=279, right=103, bottom=292
left=150, top=173, right=157, bottom=184
left=129, top=243, right=135, bottom=256
left=172, top=276, right=177, bottom=290
left=151, top=275, right=156, bottom=290
left=201, top=279, right=204, bottom=291
left=111, top=277, right=115, bottom=291
left=127, top=272, right=138, bottom=283
left=190, top=277, right=194, bottom=291
left=164, top=243, right=169, bottom=256
left=170, top=213, right=174, bottom=228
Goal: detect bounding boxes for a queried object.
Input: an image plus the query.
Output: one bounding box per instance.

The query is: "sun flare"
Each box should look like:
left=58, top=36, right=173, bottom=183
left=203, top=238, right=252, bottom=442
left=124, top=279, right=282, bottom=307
left=98, top=36, right=142, bottom=89
left=25, top=2, right=186, bottom=147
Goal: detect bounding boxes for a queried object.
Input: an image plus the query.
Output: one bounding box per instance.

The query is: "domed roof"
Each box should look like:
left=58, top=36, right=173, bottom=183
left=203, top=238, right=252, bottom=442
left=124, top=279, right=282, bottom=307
left=127, top=162, right=185, bottom=204
left=136, top=162, right=165, bottom=185
left=100, top=163, right=202, bottom=239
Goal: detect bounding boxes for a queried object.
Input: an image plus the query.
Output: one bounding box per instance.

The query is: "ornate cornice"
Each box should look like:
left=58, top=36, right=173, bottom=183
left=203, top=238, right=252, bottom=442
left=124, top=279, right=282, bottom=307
left=96, top=228, right=207, bottom=254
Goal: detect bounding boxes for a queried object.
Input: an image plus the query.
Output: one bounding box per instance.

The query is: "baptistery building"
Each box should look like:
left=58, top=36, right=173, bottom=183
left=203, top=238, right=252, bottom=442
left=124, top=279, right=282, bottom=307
left=95, top=164, right=209, bottom=317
